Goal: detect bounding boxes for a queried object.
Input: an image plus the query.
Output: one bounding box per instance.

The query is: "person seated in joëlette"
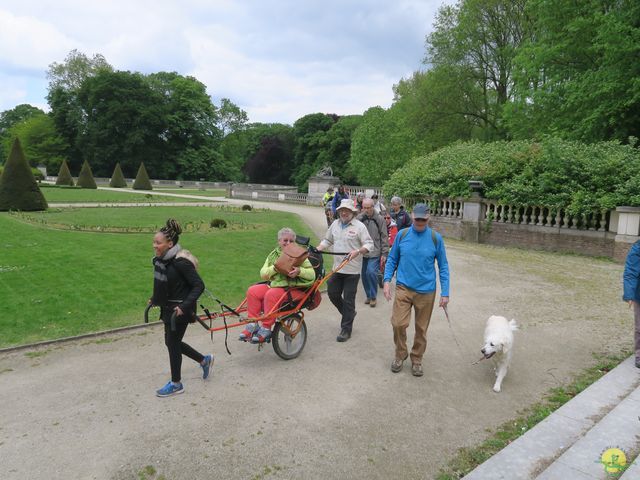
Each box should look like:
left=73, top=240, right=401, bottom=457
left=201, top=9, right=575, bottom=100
left=240, top=227, right=316, bottom=343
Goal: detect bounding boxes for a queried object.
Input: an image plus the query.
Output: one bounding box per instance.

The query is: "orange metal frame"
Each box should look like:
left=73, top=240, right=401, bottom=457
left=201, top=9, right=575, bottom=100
left=197, top=256, right=350, bottom=334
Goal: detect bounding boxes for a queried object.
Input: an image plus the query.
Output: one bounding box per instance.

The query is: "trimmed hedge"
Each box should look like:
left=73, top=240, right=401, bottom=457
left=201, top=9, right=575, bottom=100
left=384, top=138, right=640, bottom=215
left=109, top=163, right=127, bottom=188
left=77, top=160, right=97, bottom=189
left=56, top=159, right=74, bottom=186
left=0, top=138, right=48, bottom=211
left=133, top=162, right=152, bottom=190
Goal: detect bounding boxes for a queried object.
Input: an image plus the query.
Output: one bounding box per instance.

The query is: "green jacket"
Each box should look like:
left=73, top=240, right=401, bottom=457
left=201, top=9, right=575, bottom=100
left=260, top=247, right=316, bottom=288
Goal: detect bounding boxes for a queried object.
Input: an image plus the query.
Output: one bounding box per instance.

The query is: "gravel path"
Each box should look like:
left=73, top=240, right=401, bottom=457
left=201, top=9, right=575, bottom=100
left=0, top=190, right=632, bottom=479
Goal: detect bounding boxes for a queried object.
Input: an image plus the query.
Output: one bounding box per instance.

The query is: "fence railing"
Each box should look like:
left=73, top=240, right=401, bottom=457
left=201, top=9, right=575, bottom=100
left=482, top=201, right=610, bottom=231
left=230, top=189, right=308, bottom=205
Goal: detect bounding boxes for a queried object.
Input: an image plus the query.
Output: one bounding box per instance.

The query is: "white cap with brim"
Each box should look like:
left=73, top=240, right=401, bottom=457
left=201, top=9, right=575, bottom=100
left=336, top=198, right=358, bottom=212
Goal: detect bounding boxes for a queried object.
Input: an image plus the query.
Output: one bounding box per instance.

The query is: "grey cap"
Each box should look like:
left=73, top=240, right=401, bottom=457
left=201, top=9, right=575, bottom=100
left=412, top=203, right=430, bottom=219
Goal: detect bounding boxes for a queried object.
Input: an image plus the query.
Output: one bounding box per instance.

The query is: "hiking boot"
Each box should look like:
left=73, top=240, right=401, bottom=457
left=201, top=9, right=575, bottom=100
left=412, top=363, right=424, bottom=377
left=251, top=327, right=272, bottom=344
left=391, top=355, right=407, bottom=373
left=364, top=298, right=371, bottom=305
left=336, top=329, right=351, bottom=342
left=201, top=354, right=213, bottom=380
left=636, top=358, right=640, bottom=369
left=369, top=299, right=377, bottom=308
left=156, top=381, right=184, bottom=397
left=239, top=323, right=259, bottom=341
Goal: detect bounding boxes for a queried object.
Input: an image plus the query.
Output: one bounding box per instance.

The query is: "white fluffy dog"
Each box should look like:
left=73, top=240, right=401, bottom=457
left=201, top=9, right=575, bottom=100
left=480, top=315, right=518, bottom=393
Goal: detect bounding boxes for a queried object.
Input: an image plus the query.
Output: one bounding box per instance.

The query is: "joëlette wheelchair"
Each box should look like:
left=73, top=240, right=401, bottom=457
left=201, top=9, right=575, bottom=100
left=144, top=235, right=350, bottom=360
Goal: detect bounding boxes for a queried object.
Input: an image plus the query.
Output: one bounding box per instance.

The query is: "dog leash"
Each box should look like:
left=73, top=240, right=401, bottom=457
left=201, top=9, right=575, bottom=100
left=442, top=304, right=463, bottom=351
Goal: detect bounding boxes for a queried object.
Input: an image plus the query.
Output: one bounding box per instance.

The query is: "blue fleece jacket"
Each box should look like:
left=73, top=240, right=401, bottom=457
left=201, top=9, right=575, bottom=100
left=623, top=240, right=640, bottom=302
left=383, top=226, right=450, bottom=296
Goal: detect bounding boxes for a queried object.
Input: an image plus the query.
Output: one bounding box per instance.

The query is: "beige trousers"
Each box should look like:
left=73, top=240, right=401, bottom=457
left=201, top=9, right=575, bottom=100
left=391, top=285, right=436, bottom=365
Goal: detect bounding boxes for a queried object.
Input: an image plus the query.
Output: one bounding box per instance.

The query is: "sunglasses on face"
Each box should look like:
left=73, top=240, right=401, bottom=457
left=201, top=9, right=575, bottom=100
left=414, top=218, right=428, bottom=223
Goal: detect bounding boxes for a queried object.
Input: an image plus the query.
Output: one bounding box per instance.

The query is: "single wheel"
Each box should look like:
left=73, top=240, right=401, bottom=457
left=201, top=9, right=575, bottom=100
left=272, top=313, right=307, bottom=360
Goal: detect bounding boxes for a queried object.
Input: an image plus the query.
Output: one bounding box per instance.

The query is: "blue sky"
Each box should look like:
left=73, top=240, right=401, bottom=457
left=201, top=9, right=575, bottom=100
left=0, top=1, right=447, bottom=124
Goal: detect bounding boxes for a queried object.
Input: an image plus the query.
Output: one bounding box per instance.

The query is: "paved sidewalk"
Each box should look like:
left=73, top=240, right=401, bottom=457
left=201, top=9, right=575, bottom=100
left=0, top=190, right=634, bottom=479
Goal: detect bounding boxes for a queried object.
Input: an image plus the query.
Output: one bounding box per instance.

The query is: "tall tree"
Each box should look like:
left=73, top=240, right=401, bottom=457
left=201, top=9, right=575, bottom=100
left=217, top=98, right=249, bottom=136
left=242, top=125, right=295, bottom=184
left=425, top=0, right=532, bottom=140
left=77, top=70, right=166, bottom=177
left=507, top=0, right=640, bottom=142
left=318, top=115, right=363, bottom=184
left=291, top=113, right=337, bottom=188
left=0, top=104, right=45, bottom=159
left=145, top=72, right=222, bottom=179
left=46, top=50, right=113, bottom=170
left=4, top=114, right=68, bottom=172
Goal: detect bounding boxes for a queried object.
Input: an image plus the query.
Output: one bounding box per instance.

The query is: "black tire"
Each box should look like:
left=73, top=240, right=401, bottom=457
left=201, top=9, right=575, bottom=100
left=272, top=314, right=307, bottom=360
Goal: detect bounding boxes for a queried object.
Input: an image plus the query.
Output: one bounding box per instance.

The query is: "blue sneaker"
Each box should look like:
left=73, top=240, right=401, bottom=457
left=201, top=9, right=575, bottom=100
left=201, top=354, right=213, bottom=380
left=156, top=381, right=184, bottom=397
left=251, top=327, right=272, bottom=344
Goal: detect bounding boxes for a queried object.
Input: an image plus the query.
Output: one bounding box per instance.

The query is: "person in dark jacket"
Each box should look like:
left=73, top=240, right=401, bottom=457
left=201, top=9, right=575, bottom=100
left=357, top=198, right=389, bottom=307
left=151, top=219, right=212, bottom=397
left=331, top=185, right=350, bottom=219
left=623, top=240, right=640, bottom=368
left=389, top=196, right=412, bottom=231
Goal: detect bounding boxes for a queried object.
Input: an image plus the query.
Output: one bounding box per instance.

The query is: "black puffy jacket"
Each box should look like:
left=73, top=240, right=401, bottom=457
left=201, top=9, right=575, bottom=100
left=159, top=256, right=205, bottom=322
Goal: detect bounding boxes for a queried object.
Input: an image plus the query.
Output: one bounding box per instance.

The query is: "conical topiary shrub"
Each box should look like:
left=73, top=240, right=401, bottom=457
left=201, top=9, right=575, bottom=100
left=109, top=162, right=127, bottom=188
left=132, top=162, right=152, bottom=190
left=55, top=159, right=75, bottom=186
left=0, top=138, right=48, bottom=211
left=76, top=160, right=97, bottom=189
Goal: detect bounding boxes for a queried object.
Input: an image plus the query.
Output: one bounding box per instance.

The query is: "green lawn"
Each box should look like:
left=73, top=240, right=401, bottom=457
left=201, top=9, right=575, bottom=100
left=0, top=207, right=315, bottom=347
left=40, top=185, right=214, bottom=203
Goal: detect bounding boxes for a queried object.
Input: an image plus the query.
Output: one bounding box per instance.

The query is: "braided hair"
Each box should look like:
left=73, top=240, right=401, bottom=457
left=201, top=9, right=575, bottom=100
left=159, top=218, right=182, bottom=244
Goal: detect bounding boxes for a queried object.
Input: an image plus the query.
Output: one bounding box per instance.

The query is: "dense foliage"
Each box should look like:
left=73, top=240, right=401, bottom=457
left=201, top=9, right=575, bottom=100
left=385, top=139, right=640, bottom=215
left=0, top=139, right=48, bottom=211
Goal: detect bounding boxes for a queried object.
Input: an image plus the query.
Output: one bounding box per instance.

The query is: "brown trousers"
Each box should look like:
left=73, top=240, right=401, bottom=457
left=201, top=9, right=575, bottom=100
left=391, top=285, right=436, bottom=365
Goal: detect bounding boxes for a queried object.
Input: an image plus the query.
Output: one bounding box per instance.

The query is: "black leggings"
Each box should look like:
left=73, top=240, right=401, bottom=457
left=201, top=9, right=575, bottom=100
left=164, top=318, right=204, bottom=383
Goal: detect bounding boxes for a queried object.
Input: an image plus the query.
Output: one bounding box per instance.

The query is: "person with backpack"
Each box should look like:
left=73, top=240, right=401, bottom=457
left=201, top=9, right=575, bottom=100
left=383, top=203, right=450, bottom=377
left=623, top=240, right=640, bottom=368
left=357, top=198, right=389, bottom=307
left=150, top=219, right=212, bottom=397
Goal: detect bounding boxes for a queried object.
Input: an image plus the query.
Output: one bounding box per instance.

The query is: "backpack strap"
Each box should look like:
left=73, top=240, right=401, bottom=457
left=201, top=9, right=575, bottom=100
left=398, top=227, right=438, bottom=248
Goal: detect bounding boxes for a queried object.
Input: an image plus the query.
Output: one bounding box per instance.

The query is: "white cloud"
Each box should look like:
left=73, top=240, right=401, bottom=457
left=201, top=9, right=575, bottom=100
left=0, top=0, right=450, bottom=123
left=0, top=9, right=75, bottom=73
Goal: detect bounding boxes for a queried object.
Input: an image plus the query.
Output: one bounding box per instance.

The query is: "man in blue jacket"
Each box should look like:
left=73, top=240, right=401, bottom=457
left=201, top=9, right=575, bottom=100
left=383, top=203, right=450, bottom=377
left=331, top=185, right=349, bottom=219
left=623, top=240, right=640, bottom=368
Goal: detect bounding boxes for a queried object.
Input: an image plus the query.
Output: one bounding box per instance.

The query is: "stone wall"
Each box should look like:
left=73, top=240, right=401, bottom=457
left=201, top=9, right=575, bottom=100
left=416, top=196, right=639, bottom=263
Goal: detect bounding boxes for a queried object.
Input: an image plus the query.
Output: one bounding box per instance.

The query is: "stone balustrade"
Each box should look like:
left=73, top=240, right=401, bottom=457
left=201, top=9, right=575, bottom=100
left=482, top=201, right=611, bottom=232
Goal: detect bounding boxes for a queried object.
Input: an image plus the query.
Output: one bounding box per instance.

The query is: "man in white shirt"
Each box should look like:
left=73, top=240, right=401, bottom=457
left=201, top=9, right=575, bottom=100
left=317, top=199, right=374, bottom=342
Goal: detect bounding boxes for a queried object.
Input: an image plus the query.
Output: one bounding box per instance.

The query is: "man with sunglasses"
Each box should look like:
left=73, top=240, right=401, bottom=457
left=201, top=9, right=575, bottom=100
left=383, top=203, right=450, bottom=377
